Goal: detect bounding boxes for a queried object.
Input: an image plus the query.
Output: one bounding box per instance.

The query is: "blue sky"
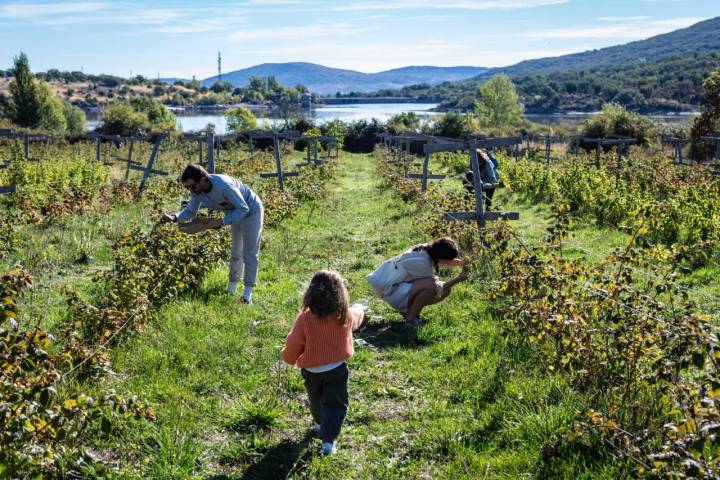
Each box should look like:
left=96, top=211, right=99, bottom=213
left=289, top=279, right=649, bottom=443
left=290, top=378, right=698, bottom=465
left=0, top=0, right=717, bottom=79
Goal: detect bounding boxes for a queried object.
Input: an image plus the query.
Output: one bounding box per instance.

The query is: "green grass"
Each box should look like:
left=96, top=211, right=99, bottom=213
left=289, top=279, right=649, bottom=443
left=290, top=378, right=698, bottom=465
left=72, top=152, right=617, bottom=478
left=10, top=149, right=715, bottom=477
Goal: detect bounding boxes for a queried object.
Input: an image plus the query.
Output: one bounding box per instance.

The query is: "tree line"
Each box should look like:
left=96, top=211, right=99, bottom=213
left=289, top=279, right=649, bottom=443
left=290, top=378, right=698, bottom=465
left=337, top=52, right=720, bottom=114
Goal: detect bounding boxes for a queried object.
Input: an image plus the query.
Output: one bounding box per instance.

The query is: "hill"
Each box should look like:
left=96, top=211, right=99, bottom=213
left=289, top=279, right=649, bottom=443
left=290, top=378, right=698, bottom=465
left=202, top=62, right=488, bottom=94
left=344, top=16, right=720, bottom=112
left=479, top=16, right=720, bottom=79
left=459, top=51, right=719, bottom=113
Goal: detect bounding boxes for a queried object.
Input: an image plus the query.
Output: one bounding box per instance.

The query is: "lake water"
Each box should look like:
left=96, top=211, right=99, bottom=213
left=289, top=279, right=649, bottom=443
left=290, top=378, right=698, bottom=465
left=86, top=103, right=698, bottom=134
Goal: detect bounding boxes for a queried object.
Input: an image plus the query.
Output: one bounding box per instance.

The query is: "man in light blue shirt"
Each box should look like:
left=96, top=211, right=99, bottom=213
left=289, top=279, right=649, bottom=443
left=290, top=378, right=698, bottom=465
left=159, top=164, right=263, bottom=303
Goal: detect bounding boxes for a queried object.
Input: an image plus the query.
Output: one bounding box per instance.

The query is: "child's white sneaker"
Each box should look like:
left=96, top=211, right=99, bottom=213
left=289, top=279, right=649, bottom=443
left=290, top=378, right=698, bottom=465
left=321, top=441, right=336, bottom=455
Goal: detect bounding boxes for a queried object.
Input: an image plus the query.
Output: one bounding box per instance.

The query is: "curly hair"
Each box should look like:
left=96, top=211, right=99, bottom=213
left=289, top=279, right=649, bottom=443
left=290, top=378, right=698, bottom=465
left=301, top=270, right=350, bottom=325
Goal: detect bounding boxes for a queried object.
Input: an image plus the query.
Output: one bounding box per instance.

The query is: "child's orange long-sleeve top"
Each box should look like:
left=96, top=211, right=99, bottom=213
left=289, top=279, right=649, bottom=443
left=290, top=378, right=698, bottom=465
left=282, top=306, right=364, bottom=368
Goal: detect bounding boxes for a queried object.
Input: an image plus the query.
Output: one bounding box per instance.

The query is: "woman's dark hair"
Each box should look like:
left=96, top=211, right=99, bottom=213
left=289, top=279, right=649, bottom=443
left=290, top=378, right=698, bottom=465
left=414, top=237, right=459, bottom=271
left=301, top=270, right=350, bottom=325
left=181, top=163, right=210, bottom=183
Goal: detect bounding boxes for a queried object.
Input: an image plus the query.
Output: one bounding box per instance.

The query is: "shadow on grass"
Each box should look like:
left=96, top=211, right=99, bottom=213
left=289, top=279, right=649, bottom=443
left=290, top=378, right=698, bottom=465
left=192, top=282, right=229, bottom=303
left=206, top=431, right=315, bottom=480
left=357, top=319, right=429, bottom=349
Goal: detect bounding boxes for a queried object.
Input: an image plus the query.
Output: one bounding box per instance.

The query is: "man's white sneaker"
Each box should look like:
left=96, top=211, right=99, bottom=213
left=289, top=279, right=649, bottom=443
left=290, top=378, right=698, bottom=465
left=321, top=441, right=336, bottom=455
left=313, top=423, right=322, bottom=436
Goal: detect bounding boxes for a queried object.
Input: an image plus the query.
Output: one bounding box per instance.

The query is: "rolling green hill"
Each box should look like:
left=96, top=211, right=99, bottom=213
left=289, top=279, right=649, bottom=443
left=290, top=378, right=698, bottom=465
left=340, top=17, right=720, bottom=113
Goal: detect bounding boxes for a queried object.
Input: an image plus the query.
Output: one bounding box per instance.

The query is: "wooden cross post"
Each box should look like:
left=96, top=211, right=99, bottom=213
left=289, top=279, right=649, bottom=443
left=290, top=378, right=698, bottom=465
left=259, top=132, right=299, bottom=191
left=319, top=135, right=340, bottom=159
left=138, top=135, right=168, bottom=191
left=0, top=133, right=17, bottom=191
left=592, top=137, right=634, bottom=186
left=581, top=138, right=605, bottom=169
left=312, top=137, right=319, bottom=164
left=94, top=135, right=101, bottom=161
left=206, top=130, right=215, bottom=174
left=295, top=136, right=316, bottom=167
left=0, top=129, right=15, bottom=168
left=701, top=134, right=720, bottom=161
left=407, top=141, right=461, bottom=191
left=661, top=136, right=690, bottom=165
left=301, top=136, right=321, bottom=165
left=24, top=135, right=30, bottom=161
left=542, top=136, right=560, bottom=165
left=444, top=140, right=519, bottom=239
left=677, top=141, right=684, bottom=164
left=124, top=137, right=137, bottom=181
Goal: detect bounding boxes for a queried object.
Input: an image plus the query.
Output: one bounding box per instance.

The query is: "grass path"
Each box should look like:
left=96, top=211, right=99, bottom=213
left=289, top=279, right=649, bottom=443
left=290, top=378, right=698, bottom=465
left=108, top=153, right=613, bottom=479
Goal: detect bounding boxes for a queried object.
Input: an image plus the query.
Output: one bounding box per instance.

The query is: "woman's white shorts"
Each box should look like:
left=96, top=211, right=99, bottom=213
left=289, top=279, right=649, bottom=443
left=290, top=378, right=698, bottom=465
left=383, top=281, right=414, bottom=314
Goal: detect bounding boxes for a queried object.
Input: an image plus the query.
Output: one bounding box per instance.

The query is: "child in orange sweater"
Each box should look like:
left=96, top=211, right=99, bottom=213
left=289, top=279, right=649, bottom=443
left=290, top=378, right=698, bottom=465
left=282, top=270, right=366, bottom=455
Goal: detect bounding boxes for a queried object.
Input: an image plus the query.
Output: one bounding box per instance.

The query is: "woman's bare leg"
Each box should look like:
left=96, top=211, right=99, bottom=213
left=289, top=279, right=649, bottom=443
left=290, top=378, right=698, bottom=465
left=405, top=278, right=452, bottom=323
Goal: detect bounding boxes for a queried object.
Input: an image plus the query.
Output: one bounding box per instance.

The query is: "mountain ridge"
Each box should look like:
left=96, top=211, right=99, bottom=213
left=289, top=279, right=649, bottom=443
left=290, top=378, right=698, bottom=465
left=201, top=62, right=489, bottom=94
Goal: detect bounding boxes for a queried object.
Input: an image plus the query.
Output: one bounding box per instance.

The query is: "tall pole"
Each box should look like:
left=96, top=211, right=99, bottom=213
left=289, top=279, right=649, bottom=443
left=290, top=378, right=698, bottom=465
left=217, top=51, right=222, bottom=83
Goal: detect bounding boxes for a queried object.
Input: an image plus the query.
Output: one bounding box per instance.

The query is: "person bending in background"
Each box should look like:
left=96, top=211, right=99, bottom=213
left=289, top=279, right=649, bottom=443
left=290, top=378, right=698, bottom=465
left=159, top=163, right=264, bottom=303
left=461, top=148, right=500, bottom=210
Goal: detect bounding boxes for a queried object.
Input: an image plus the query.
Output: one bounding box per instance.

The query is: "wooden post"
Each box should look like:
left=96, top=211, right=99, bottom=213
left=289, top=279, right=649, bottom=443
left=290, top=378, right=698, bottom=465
left=443, top=138, right=519, bottom=239
left=421, top=150, right=430, bottom=192
left=407, top=142, right=456, bottom=191
left=275, top=133, right=285, bottom=190
left=139, top=135, right=164, bottom=191
left=24, top=135, right=30, bottom=161
left=615, top=145, right=622, bottom=188
left=470, top=141, right=486, bottom=233
left=95, top=136, right=101, bottom=161
left=545, top=137, right=551, bottom=165
left=206, top=131, right=215, bottom=173
left=124, top=138, right=135, bottom=181
left=677, top=141, right=684, bottom=164
left=595, top=141, right=601, bottom=169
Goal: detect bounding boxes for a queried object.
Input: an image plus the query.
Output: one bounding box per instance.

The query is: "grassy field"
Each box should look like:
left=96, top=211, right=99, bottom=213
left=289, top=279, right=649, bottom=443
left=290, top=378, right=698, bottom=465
left=11, top=147, right=719, bottom=478
left=45, top=151, right=622, bottom=479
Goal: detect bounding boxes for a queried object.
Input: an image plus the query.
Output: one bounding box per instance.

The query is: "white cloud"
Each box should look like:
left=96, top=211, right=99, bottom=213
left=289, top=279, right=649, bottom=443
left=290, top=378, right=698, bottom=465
left=595, top=16, right=651, bottom=22
left=0, top=2, right=110, bottom=18
left=519, top=17, right=704, bottom=39
left=330, top=0, right=569, bottom=11
left=0, top=2, right=250, bottom=32
left=227, top=23, right=374, bottom=42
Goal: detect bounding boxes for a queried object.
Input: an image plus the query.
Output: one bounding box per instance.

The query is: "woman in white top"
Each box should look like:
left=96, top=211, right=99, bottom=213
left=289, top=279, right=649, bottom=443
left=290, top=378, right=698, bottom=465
left=367, top=237, right=471, bottom=326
